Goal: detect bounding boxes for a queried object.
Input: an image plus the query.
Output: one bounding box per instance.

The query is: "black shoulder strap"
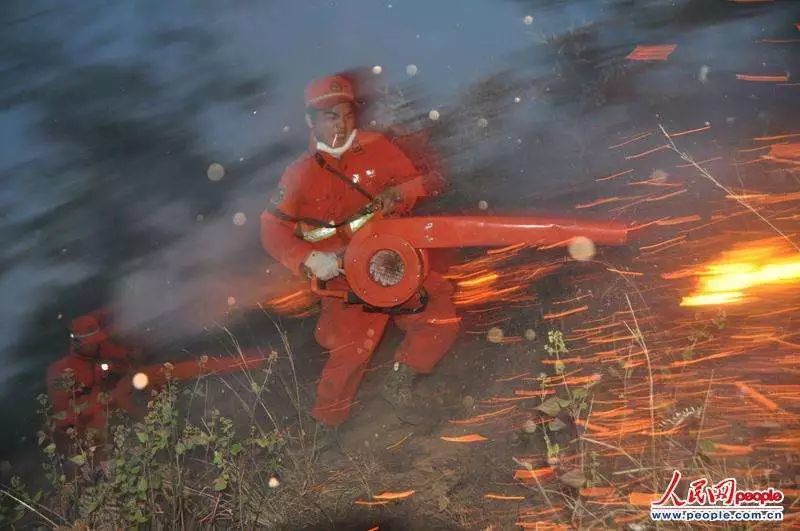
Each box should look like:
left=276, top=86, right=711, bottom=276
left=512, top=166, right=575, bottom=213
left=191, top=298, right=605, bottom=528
left=266, top=203, right=344, bottom=229
left=313, top=152, right=374, bottom=201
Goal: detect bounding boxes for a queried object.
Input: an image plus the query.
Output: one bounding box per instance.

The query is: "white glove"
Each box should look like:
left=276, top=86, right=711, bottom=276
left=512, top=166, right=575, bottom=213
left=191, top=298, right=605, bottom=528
left=303, top=251, right=342, bottom=281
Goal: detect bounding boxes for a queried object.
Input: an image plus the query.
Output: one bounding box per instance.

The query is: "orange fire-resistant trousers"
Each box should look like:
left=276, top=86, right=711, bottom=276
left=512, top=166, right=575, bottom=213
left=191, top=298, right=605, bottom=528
left=311, top=272, right=459, bottom=426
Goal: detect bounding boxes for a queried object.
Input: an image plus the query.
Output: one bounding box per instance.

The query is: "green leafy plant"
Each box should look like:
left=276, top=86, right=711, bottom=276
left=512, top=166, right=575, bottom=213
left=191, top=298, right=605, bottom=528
left=22, top=368, right=287, bottom=529
left=0, top=476, right=43, bottom=527
left=544, top=329, right=568, bottom=358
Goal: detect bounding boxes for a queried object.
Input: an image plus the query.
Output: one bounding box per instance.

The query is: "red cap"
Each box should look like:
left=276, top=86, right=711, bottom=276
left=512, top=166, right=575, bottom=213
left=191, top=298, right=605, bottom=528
left=304, top=75, right=356, bottom=110
left=70, top=315, right=108, bottom=346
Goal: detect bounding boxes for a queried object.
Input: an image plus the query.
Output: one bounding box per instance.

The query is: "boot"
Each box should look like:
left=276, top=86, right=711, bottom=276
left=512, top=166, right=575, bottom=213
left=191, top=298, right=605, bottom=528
left=291, top=412, right=341, bottom=458
left=381, top=362, right=416, bottom=407
left=310, top=422, right=340, bottom=455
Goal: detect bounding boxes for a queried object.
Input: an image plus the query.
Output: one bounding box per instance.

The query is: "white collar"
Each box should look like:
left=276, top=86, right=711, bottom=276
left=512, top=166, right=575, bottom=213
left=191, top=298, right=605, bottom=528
left=315, top=129, right=358, bottom=158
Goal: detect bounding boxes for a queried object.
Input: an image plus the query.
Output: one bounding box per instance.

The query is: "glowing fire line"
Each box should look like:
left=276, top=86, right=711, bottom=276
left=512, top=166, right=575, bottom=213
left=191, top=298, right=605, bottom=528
left=677, top=240, right=800, bottom=306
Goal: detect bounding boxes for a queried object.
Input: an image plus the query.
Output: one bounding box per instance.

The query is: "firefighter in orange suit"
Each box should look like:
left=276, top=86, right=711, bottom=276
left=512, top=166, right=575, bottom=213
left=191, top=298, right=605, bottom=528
left=46, top=311, right=139, bottom=447
left=260, top=74, right=459, bottom=426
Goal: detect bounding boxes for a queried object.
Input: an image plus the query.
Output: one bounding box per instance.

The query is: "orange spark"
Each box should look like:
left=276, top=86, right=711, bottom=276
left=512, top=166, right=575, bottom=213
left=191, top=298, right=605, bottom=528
left=262, top=288, right=317, bottom=317
left=561, top=373, right=602, bottom=386
left=574, top=196, right=627, bottom=209
left=449, top=405, right=516, bottom=425
left=738, top=145, right=771, bottom=153
left=516, top=523, right=571, bottom=530
left=537, top=238, right=574, bottom=250
left=736, top=74, right=790, bottom=82
left=595, top=168, right=634, bottom=181
left=627, top=179, right=683, bottom=188
left=609, top=133, right=652, bottom=150
left=484, top=394, right=550, bottom=403
left=656, top=215, right=702, bottom=226
left=440, top=434, right=488, bottom=443
left=667, top=124, right=712, bottom=137
left=606, top=268, right=644, bottom=277
left=726, top=190, right=800, bottom=205
left=486, top=242, right=527, bottom=255
left=543, top=305, right=589, bottom=320
left=645, top=188, right=687, bottom=202
left=705, top=443, right=754, bottom=456
left=624, top=144, right=670, bottom=160
left=626, top=44, right=677, bottom=61
left=639, top=235, right=686, bottom=251
left=628, top=493, right=659, bottom=507
left=754, top=132, right=800, bottom=142
left=668, top=349, right=747, bottom=368
left=457, top=272, right=499, bottom=288
left=761, top=155, right=800, bottom=166
left=513, top=389, right=556, bottom=397
left=484, top=493, right=526, bottom=501
left=676, top=155, right=723, bottom=167
left=495, top=371, right=531, bottom=382
left=373, top=490, right=415, bottom=501
left=385, top=432, right=413, bottom=450
left=427, top=317, right=462, bottom=325
left=575, top=419, right=614, bottom=436
left=514, top=468, right=556, bottom=481
left=541, top=356, right=598, bottom=366
left=735, top=382, right=780, bottom=411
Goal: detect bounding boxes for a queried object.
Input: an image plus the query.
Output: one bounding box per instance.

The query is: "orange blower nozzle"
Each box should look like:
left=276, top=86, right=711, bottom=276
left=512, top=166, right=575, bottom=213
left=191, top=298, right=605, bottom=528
left=138, top=353, right=267, bottom=388
left=342, top=215, right=628, bottom=308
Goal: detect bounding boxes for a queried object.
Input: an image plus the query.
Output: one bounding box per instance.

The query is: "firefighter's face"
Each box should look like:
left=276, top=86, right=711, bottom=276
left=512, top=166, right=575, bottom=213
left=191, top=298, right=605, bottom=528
left=72, top=336, right=99, bottom=358
left=310, top=102, right=356, bottom=148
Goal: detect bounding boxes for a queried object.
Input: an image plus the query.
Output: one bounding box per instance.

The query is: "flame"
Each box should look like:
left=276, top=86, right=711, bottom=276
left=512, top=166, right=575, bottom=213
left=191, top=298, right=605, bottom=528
left=679, top=239, right=800, bottom=306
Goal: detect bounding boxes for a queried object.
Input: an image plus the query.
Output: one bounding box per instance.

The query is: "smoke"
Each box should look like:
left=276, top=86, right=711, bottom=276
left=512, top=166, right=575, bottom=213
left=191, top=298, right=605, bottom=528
left=111, top=179, right=287, bottom=347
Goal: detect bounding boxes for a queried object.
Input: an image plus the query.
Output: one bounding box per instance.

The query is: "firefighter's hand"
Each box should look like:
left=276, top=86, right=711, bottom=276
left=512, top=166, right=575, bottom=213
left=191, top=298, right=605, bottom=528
left=110, top=377, right=146, bottom=418
left=374, top=186, right=404, bottom=215
left=302, top=251, right=342, bottom=281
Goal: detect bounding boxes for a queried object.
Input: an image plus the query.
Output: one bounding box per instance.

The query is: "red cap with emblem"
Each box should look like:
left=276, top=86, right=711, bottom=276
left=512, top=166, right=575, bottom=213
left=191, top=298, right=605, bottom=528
left=70, top=315, right=109, bottom=346
left=304, top=74, right=356, bottom=110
